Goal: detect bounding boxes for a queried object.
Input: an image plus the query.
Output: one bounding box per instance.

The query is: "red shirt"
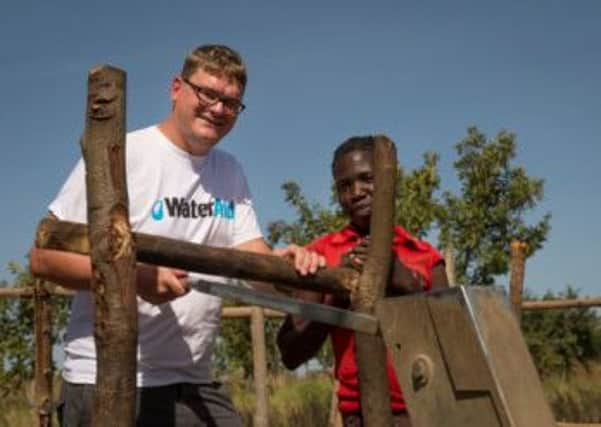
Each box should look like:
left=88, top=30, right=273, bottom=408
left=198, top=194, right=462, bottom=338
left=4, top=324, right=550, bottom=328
left=306, top=224, right=443, bottom=414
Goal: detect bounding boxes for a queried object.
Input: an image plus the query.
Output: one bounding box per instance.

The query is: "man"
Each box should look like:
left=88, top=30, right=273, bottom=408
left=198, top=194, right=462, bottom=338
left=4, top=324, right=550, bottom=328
left=30, top=44, right=322, bottom=427
left=277, top=136, right=448, bottom=427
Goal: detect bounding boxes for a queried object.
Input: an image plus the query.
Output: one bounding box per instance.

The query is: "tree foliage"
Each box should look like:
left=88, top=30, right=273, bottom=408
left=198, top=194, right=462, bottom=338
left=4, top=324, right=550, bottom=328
left=0, top=262, right=70, bottom=394
left=267, top=181, right=347, bottom=247
left=522, top=286, right=601, bottom=379
left=439, top=126, right=551, bottom=285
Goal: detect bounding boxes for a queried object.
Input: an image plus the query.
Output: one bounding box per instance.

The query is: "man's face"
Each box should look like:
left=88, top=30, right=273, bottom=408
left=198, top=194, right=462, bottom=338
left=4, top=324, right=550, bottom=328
left=170, top=68, right=243, bottom=155
left=333, top=150, right=374, bottom=232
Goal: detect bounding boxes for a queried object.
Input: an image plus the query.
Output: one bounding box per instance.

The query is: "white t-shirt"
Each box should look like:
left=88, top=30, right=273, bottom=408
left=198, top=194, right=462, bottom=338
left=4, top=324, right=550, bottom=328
left=49, top=125, right=263, bottom=386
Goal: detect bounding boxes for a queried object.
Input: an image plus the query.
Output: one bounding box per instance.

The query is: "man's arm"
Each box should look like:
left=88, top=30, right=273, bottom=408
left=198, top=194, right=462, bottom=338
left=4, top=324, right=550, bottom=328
left=29, top=247, right=189, bottom=305
left=234, top=237, right=325, bottom=293
left=234, top=237, right=323, bottom=275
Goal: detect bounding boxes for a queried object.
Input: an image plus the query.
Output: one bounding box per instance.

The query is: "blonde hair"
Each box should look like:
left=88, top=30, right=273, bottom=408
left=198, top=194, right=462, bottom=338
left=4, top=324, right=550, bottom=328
left=181, top=44, right=247, bottom=92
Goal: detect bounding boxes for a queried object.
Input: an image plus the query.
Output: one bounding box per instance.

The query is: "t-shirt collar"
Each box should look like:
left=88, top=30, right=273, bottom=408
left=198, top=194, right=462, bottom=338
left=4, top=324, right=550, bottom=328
left=330, top=224, right=364, bottom=245
left=329, top=223, right=410, bottom=246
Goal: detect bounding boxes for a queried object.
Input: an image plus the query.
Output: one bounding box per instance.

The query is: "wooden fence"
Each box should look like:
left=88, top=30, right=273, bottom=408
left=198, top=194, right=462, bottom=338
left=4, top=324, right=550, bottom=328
left=1, top=270, right=600, bottom=426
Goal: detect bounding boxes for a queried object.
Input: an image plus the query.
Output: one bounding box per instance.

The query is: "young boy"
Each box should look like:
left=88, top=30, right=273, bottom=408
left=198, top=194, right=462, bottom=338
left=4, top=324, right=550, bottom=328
left=277, top=136, right=448, bottom=427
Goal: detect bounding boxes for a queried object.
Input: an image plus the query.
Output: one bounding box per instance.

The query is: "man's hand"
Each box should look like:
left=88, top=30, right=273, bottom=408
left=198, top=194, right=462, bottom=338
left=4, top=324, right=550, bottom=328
left=136, top=264, right=190, bottom=305
left=273, top=244, right=326, bottom=276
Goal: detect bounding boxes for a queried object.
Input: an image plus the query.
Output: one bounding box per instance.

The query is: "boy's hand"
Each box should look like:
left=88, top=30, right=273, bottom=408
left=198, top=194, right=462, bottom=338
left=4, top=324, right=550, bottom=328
left=342, top=236, right=371, bottom=271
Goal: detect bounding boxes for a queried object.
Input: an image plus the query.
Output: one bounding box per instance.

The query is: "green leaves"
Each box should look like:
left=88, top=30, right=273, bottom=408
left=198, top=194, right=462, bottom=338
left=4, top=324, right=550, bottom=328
left=267, top=181, right=346, bottom=247
left=439, top=126, right=551, bottom=285
left=0, top=262, right=70, bottom=395
left=522, top=286, right=601, bottom=379
left=395, top=151, right=442, bottom=238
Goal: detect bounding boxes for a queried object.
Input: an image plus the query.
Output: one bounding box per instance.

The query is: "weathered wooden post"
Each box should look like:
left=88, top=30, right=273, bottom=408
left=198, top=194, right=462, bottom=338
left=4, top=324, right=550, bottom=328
left=83, top=65, right=137, bottom=426
left=33, top=280, right=52, bottom=427
left=509, top=240, right=527, bottom=324
left=353, top=136, right=397, bottom=426
left=444, top=246, right=456, bottom=287
left=251, top=307, right=269, bottom=427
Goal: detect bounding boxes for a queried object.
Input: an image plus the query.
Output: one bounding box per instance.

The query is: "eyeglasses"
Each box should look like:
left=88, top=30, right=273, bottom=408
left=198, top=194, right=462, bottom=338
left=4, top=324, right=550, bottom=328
left=182, top=77, right=246, bottom=115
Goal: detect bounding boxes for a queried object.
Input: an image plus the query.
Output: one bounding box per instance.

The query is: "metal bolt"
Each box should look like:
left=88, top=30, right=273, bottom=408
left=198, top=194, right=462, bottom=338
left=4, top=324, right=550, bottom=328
left=411, top=355, right=433, bottom=392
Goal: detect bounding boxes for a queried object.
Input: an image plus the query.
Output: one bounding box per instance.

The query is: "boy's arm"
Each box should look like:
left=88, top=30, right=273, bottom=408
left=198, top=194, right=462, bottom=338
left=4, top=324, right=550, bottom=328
left=389, top=259, right=449, bottom=294
left=276, top=290, right=331, bottom=370
left=344, top=238, right=448, bottom=294
left=431, top=261, right=449, bottom=290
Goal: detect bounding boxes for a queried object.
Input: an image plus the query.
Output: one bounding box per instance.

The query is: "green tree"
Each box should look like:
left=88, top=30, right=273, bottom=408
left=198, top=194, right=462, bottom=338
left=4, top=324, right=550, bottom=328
left=0, top=262, right=70, bottom=394
left=522, top=286, right=601, bottom=379
left=438, top=126, right=551, bottom=285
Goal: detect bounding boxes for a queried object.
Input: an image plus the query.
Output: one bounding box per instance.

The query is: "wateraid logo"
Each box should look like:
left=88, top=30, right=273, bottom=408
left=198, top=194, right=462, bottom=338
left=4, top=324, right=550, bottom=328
left=151, top=200, right=164, bottom=220
left=151, top=197, right=235, bottom=221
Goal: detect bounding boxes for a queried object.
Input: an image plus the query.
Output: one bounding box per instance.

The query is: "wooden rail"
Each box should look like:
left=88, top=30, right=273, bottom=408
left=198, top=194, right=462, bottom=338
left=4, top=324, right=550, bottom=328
left=5, top=285, right=599, bottom=311
left=522, top=298, right=601, bottom=310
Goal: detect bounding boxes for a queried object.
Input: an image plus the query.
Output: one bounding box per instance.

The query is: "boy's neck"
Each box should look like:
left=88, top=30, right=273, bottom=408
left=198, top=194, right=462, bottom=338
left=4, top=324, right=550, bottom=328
left=350, top=221, right=370, bottom=237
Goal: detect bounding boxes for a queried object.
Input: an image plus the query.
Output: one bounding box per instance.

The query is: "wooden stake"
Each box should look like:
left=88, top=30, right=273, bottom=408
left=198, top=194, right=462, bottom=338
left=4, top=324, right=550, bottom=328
left=443, top=246, right=456, bottom=287
left=509, top=240, right=527, bottom=325
left=251, top=307, right=269, bottom=427
left=33, top=280, right=52, bottom=427
left=82, top=65, right=137, bottom=427
left=354, top=136, right=397, bottom=426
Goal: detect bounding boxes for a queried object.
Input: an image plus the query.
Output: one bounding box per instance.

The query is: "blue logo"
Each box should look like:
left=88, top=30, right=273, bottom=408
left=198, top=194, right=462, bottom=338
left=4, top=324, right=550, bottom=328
left=151, top=197, right=235, bottom=221
left=214, top=198, right=235, bottom=219
left=151, top=200, right=164, bottom=220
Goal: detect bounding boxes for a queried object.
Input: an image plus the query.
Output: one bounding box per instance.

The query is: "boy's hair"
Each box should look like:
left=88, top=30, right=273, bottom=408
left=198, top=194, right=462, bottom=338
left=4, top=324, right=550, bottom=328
left=181, top=44, right=247, bottom=92
left=331, top=136, right=375, bottom=175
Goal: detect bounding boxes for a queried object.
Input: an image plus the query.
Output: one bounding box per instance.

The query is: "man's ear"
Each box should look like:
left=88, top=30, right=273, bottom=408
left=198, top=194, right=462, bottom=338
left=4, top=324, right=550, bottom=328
left=170, top=76, right=183, bottom=103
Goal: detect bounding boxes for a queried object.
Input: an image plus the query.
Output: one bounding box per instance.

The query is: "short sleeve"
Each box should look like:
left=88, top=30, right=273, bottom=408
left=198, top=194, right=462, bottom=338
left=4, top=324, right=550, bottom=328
left=48, top=159, right=88, bottom=223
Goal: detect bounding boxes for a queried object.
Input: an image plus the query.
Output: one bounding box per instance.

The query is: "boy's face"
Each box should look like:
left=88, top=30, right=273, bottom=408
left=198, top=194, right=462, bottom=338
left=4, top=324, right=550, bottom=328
left=333, top=150, right=374, bottom=232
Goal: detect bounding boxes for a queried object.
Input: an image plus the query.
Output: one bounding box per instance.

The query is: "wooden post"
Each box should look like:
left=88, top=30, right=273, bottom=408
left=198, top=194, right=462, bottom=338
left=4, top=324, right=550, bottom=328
left=33, top=279, right=52, bottom=427
left=36, top=219, right=357, bottom=296
left=82, top=65, right=137, bottom=427
left=509, top=240, right=527, bottom=324
left=443, top=246, right=456, bottom=287
left=354, top=136, right=397, bottom=426
left=328, top=379, right=342, bottom=427
left=250, top=307, right=269, bottom=427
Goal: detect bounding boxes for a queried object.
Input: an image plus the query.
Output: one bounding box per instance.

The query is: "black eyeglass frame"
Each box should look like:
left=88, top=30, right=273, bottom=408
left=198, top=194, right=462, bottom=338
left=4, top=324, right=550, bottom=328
left=182, top=77, right=246, bottom=115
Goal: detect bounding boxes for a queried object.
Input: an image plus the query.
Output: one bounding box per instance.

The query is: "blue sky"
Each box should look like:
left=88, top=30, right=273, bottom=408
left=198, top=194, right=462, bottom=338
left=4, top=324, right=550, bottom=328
left=1, top=1, right=599, bottom=298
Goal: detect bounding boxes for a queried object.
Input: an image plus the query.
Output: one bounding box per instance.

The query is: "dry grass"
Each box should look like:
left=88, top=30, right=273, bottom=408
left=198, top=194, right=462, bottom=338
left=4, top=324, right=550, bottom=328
left=229, top=372, right=334, bottom=426
left=1, top=365, right=600, bottom=426
left=543, top=361, right=601, bottom=423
